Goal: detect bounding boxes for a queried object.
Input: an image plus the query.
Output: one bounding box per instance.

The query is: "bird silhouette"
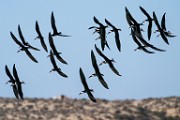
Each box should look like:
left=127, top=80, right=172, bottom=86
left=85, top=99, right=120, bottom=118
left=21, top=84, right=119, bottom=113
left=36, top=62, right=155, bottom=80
left=139, top=6, right=153, bottom=40
left=51, top=12, right=71, bottom=37
left=93, top=16, right=109, bottom=51
left=13, top=64, right=24, bottom=100
left=105, top=18, right=121, bottom=52
left=161, top=13, right=176, bottom=37
left=35, top=20, right=48, bottom=52
left=90, top=50, right=109, bottom=89
left=131, top=28, right=154, bottom=54
left=18, top=25, right=40, bottom=51
left=95, top=45, right=121, bottom=76
left=48, top=33, right=68, bottom=64
left=49, top=50, right=68, bottom=78
left=132, top=25, right=166, bottom=52
left=153, top=12, right=169, bottom=45
left=79, top=68, right=96, bottom=102
left=10, top=32, right=38, bottom=63
left=5, top=65, right=19, bottom=99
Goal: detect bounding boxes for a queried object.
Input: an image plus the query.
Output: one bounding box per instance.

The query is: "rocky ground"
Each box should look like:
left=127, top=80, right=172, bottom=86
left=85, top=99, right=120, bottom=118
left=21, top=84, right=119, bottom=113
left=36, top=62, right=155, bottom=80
left=0, top=96, right=180, bottom=120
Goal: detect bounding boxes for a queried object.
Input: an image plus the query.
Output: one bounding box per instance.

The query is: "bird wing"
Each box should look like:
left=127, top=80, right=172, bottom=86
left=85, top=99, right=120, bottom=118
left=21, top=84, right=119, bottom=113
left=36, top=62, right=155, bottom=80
left=56, top=69, right=68, bottom=78
left=51, top=12, right=58, bottom=34
left=35, top=21, right=43, bottom=37
left=18, top=25, right=27, bottom=45
left=125, top=7, right=134, bottom=26
left=105, top=19, right=115, bottom=29
left=95, top=44, right=109, bottom=61
left=24, top=48, right=38, bottom=63
left=161, top=13, right=166, bottom=31
left=139, top=6, right=151, bottom=19
left=5, top=65, right=15, bottom=83
left=108, top=62, right=121, bottom=76
left=50, top=50, right=58, bottom=69
left=12, top=85, right=19, bottom=99
left=10, top=32, right=24, bottom=48
left=114, top=31, right=121, bottom=52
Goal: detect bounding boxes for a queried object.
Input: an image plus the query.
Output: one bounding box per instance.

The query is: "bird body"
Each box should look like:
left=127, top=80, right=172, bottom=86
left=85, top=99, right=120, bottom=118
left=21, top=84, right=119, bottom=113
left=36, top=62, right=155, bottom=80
left=35, top=21, right=48, bottom=52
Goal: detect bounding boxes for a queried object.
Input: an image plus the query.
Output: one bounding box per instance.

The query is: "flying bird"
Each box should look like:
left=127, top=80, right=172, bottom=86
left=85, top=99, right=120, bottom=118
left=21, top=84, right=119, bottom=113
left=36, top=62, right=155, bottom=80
left=13, top=64, right=24, bottom=100
left=105, top=19, right=122, bottom=52
left=49, top=50, right=68, bottom=78
left=51, top=12, right=71, bottom=37
left=48, top=33, right=68, bottom=64
left=79, top=68, right=96, bottom=102
left=10, top=32, right=38, bottom=63
left=131, top=28, right=154, bottom=54
left=18, top=25, right=40, bottom=51
left=161, top=13, right=176, bottom=37
left=5, top=65, right=19, bottom=99
left=132, top=25, right=166, bottom=52
left=95, top=45, right=121, bottom=76
left=139, top=6, right=153, bottom=40
left=153, top=12, right=169, bottom=45
left=92, top=16, right=109, bottom=51
left=35, top=20, right=48, bottom=52
left=90, top=50, right=109, bottom=89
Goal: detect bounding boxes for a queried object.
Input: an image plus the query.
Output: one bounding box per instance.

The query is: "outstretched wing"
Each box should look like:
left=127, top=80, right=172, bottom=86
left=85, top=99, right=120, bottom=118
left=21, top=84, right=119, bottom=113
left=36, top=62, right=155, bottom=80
left=51, top=12, right=58, bottom=34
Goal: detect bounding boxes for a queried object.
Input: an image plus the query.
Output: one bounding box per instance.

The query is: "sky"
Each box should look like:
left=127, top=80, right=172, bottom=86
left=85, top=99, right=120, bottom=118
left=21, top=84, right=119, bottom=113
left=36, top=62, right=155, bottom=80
left=0, top=1, right=180, bottom=100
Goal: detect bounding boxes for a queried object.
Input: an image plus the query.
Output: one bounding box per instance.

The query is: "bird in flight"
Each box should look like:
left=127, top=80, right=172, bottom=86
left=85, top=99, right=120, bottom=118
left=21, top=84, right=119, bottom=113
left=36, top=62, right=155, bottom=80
left=105, top=18, right=122, bottom=52
left=139, top=6, right=153, bottom=40
left=10, top=32, right=39, bottom=63
left=12, top=64, right=25, bottom=100
left=90, top=50, right=109, bottom=89
left=79, top=68, right=96, bottom=102
left=50, top=12, right=71, bottom=37
left=49, top=50, right=68, bottom=78
left=35, top=20, right=48, bottom=52
left=95, top=45, right=122, bottom=76
left=48, top=33, right=68, bottom=65
left=18, top=25, right=40, bottom=51
left=153, top=12, right=169, bottom=45
left=161, top=13, right=176, bottom=37
left=5, top=65, right=19, bottom=99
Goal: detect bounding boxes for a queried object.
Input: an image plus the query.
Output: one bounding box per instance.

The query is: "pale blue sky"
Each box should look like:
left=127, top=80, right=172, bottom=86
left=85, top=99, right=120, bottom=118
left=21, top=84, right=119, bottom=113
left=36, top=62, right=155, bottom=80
left=0, top=1, right=180, bottom=100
